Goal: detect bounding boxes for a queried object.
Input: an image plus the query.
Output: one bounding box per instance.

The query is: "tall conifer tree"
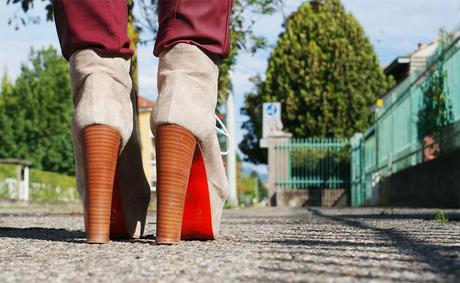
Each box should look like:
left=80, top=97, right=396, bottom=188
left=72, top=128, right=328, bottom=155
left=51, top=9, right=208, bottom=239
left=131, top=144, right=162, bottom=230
left=240, top=0, right=393, bottom=164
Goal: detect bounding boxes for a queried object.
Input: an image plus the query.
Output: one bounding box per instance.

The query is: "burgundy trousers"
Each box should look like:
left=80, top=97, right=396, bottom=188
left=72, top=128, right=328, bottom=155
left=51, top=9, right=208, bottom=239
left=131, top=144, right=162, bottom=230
left=53, top=0, right=233, bottom=60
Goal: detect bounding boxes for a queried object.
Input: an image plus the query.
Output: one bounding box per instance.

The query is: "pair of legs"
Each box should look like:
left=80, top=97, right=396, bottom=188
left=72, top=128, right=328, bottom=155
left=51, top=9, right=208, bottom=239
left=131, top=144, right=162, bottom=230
left=53, top=0, right=232, bottom=60
left=52, top=0, right=233, bottom=244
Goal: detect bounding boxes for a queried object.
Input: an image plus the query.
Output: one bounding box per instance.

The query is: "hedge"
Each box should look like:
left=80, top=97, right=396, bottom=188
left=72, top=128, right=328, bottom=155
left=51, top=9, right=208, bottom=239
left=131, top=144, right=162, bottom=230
left=0, top=164, right=79, bottom=202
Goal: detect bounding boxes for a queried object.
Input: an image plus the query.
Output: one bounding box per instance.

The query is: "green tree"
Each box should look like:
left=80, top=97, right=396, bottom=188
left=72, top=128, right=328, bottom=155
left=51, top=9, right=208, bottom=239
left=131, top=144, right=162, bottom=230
left=417, top=68, right=453, bottom=140
left=236, top=154, right=267, bottom=204
left=127, top=0, right=140, bottom=95
left=217, top=0, right=280, bottom=102
left=6, top=0, right=53, bottom=29
left=0, top=47, right=74, bottom=175
left=240, top=0, right=393, bottom=164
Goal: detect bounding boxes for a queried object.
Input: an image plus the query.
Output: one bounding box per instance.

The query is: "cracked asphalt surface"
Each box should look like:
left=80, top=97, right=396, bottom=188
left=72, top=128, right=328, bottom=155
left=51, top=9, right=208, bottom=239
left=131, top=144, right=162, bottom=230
left=0, top=207, right=459, bottom=282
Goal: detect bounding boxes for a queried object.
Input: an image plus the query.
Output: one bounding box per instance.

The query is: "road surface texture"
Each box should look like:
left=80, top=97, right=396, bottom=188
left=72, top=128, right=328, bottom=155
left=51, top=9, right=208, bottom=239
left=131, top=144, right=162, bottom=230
left=0, top=206, right=459, bottom=282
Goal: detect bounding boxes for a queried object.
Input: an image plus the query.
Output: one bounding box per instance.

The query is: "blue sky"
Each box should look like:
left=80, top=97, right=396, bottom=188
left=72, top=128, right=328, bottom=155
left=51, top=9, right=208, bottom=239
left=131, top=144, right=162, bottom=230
left=1, top=0, right=459, bottom=174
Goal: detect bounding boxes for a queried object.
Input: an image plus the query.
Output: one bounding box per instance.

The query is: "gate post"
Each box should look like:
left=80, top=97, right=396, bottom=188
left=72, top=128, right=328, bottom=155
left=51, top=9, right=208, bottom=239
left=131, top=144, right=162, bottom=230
left=267, top=133, right=292, bottom=206
left=23, top=165, right=30, bottom=201
left=0, top=159, right=32, bottom=201
left=351, top=133, right=363, bottom=207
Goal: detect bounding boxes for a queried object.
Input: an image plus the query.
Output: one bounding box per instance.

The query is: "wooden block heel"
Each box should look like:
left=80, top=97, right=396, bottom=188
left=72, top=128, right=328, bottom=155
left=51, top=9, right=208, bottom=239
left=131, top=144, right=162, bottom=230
left=82, top=125, right=121, bottom=244
left=155, top=124, right=197, bottom=244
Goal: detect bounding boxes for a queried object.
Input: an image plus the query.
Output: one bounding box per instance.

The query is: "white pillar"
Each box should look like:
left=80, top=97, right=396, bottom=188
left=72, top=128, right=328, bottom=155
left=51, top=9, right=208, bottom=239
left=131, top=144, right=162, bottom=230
left=254, top=177, right=259, bottom=203
left=23, top=166, right=29, bottom=202
left=226, top=91, right=238, bottom=206
left=16, top=165, right=22, bottom=201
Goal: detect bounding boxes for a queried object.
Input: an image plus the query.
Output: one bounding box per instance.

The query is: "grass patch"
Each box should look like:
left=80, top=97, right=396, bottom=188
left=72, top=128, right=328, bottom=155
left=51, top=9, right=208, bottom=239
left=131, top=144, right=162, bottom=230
left=433, top=210, right=449, bottom=224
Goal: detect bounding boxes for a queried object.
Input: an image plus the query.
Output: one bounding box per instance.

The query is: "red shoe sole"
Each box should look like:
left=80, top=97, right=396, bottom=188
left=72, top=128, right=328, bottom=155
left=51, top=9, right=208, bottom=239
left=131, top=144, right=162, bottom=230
left=109, top=172, right=131, bottom=239
left=181, top=146, right=214, bottom=240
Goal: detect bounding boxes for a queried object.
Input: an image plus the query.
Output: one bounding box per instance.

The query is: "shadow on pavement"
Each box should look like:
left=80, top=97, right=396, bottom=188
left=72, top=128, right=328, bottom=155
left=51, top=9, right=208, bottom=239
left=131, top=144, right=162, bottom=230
left=239, top=208, right=459, bottom=281
left=319, top=212, right=460, bottom=221
left=0, top=227, right=158, bottom=244
left=0, top=227, right=86, bottom=243
left=304, top=209, right=459, bottom=278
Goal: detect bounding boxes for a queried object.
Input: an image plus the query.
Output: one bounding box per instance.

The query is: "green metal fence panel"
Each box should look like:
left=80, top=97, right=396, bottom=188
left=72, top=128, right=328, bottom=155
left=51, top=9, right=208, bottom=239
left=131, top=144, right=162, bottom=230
left=275, top=138, right=350, bottom=190
left=446, top=40, right=460, bottom=118
left=351, top=134, right=363, bottom=207
left=351, top=31, right=460, bottom=206
left=375, top=37, right=460, bottom=174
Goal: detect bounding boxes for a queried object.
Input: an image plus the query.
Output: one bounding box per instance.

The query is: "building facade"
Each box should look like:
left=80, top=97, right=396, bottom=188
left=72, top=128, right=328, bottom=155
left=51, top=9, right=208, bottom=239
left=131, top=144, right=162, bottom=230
left=137, top=96, right=156, bottom=191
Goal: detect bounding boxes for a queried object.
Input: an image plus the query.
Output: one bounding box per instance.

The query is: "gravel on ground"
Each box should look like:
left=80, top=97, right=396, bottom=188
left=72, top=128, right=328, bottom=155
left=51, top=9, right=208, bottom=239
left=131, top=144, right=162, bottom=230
left=0, top=206, right=459, bottom=282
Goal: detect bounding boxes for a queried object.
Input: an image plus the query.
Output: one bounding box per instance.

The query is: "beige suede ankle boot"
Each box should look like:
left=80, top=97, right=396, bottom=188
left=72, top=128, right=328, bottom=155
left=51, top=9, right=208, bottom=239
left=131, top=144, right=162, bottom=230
left=151, top=43, right=229, bottom=244
left=70, top=49, right=150, bottom=244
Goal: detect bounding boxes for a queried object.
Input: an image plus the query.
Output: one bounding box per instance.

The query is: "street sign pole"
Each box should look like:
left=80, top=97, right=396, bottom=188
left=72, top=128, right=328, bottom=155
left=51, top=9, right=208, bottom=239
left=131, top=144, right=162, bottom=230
left=226, top=90, right=238, bottom=206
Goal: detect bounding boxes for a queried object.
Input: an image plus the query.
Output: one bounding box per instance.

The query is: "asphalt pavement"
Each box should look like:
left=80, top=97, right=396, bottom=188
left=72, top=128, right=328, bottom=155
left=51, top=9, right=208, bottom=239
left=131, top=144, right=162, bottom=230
left=0, top=206, right=459, bottom=282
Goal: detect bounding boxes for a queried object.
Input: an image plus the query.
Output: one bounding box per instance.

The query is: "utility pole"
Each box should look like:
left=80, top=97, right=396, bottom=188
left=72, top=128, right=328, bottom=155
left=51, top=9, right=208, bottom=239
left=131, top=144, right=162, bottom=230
left=226, top=87, right=238, bottom=206
left=254, top=176, right=259, bottom=203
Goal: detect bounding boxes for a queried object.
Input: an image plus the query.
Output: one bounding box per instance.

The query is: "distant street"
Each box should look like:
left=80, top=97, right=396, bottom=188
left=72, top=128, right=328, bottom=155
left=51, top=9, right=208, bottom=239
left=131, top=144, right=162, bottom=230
left=0, top=207, right=459, bottom=282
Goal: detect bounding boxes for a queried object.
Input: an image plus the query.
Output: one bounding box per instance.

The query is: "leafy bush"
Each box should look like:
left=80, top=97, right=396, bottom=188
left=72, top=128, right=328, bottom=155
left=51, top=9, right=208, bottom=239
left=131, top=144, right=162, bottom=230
left=0, top=47, right=74, bottom=175
left=29, top=169, right=78, bottom=202
left=0, top=164, right=16, bottom=179
left=0, top=164, right=16, bottom=198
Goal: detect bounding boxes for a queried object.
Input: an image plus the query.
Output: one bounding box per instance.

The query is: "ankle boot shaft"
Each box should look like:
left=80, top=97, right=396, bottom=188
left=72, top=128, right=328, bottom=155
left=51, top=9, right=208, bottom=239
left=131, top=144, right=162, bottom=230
left=70, top=49, right=133, bottom=149
left=69, top=49, right=151, bottom=241
left=151, top=43, right=229, bottom=241
left=151, top=43, right=219, bottom=141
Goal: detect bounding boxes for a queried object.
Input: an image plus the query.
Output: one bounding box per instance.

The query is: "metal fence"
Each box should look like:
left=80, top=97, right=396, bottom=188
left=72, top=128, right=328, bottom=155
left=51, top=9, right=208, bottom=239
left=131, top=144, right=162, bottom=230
left=351, top=32, right=460, bottom=206
left=274, top=138, right=350, bottom=206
